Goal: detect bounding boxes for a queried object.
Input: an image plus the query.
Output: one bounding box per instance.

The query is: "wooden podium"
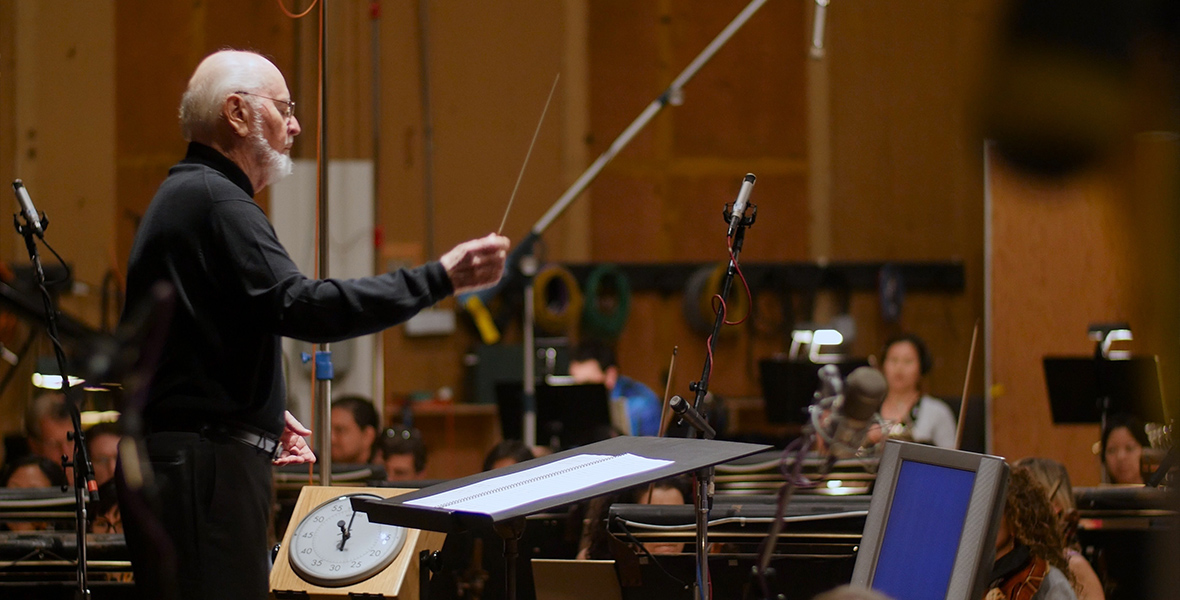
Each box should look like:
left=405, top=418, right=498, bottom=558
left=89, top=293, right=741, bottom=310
left=270, top=486, right=445, bottom=600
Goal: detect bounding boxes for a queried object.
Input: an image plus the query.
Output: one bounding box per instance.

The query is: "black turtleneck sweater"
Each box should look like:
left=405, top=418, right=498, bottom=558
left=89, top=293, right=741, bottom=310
left=122, top=143, right=453, bottom=435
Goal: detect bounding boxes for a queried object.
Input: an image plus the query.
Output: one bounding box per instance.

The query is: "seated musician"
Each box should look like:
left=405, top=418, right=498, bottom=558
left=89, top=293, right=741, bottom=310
left=878, top=334, right=955, bottom=448
left=89, top=480, right=123, bottom=534
left=633, top=477, right=690, bottom=556
left=330, top=395, right=380, bottom=465
left=985, top=466, right=1079, bottom=600
left=577, top=475, right=691, bottom=559
left=569, top=340, right=662, bottom=437
left=374, top=426, right=427, bottom=482
left=814, top=586, right=896, bottom=600
left=1099, top=414, right=1148, bottom=485
left=85, top=421, right=121, bottom=487
left=1014, top=458, right=1105, bottom=600
left=482, top=439, right=535, bottom=471
left=1, top=455, right=68, bottom=531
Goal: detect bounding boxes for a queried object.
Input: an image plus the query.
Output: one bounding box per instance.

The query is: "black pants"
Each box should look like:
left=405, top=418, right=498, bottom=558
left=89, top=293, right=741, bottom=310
left=117, top=430, right=273, bottom=600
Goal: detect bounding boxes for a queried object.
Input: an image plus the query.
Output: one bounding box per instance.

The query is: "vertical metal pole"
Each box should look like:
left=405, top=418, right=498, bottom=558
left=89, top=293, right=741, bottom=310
left=522, top=255, right=538, bottom=447
left=315, top=0, right=333, bottom=487
left=695, top=469, right=710, bottom=600
left=417, top=0, right=435, bottom=259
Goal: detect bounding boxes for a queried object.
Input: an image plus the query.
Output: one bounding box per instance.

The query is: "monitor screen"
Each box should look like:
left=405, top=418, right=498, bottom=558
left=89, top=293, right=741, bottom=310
left=852, top=441, right=1009, bottom=600
left=871, top=461, right=976, bottom=600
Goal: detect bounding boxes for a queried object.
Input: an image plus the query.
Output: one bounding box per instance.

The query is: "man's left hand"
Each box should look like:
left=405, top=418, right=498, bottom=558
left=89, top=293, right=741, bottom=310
left=274, top=410, right=317, bottom=465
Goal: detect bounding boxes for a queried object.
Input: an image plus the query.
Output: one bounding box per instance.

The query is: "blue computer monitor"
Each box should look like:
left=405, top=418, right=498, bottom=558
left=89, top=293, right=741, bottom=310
left=851, top=440, right=1009, bottom=600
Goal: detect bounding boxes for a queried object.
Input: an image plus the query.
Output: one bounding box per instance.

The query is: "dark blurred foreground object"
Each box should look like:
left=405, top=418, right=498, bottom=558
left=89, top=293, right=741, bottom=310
left=981, top=0, right=1177, bottom=177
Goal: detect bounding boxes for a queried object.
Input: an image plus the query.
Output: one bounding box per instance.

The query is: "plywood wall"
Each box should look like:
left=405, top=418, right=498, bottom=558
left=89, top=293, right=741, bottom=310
left=988, top=137, right=1180, bottom=485
left=114, top=0, right=297, bottom=273
left=7, top=2, right=1102, bottom=468
left=586, top=0, right=998, bottom=404
left=0, top=1, right=117, bottom=458
left=373, top=1, right=582, bottom=406
left=825, top=0, right=999, bottom=401
left=584, top=0, right=809, bottom=401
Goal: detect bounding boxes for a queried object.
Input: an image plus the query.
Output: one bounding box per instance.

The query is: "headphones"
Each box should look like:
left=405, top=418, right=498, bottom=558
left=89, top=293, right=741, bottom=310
left=882, top=334, right=932, bottom=376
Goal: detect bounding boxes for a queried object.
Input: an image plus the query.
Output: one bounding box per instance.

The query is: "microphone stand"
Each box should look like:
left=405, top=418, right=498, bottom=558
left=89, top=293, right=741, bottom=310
left=14, top=212, right=97, bottom=600
left=675, top=198, right=756, bottom=600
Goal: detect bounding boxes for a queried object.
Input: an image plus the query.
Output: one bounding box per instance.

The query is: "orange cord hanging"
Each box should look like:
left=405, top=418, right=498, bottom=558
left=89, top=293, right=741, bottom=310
left=275, top=0, right=324, bottom=484
left=276, top=0, right=319, bottom=19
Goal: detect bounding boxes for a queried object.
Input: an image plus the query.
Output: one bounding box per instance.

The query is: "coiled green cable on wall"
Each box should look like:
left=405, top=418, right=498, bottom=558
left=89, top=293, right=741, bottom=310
left=581, top=264, right=631, bottom=338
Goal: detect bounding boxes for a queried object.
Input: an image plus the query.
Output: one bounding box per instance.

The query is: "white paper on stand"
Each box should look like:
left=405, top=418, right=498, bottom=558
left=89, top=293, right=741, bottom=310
left=406, top=453, right=673, bottom=515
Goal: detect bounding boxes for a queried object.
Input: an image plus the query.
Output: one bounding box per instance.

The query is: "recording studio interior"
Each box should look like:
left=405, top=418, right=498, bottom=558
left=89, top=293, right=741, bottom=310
left=0, top=1, right=1178, bottom=600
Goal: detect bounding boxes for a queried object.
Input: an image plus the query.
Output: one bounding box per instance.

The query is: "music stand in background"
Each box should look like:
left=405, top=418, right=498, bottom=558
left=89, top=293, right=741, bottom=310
left=1042, top=356, right=1169, bottom=426
left=759, top=358, right=871, bottom=424
left=495, top=382, right=612, bottom=449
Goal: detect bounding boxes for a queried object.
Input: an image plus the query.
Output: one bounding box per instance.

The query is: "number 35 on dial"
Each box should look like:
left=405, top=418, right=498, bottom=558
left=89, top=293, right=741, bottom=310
left=288, top=493, right=408, bottom=587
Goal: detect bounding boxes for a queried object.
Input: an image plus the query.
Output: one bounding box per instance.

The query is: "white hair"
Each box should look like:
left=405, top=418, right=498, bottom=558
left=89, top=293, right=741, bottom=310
left=178, top=51, right=268, bottom=142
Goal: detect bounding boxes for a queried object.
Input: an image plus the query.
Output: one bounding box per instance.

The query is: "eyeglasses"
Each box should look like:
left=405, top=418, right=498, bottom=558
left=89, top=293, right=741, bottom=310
left=92, top=512, right=122, bottom=534
left=234, top=91, right=296, bottom=120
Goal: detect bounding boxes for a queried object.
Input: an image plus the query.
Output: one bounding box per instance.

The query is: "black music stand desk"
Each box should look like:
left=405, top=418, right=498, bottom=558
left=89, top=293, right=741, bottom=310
left=1043, top=356, right=1168, bottom=425
left=355, top=436, right=769, bottom=598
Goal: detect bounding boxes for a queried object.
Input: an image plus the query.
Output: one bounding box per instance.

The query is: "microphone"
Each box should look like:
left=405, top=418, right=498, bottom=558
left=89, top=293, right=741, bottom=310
left=726, top=173, right=756, bottom=238
left=817, top=363, right=843, bottom=399
left=12, top=180, right=43, bottom=236
left=819, top=366, right=887, bottom=459
left=810, top=0, right=830, bottom=60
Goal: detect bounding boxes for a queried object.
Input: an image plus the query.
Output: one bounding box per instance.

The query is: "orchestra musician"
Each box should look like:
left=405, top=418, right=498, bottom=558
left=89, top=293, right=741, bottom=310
left=878, top=334, right=956, bottom=448
left=116, top=49, right=507, bottom=600
left=985, top=466, right=1079, bottom=600
left=1100, top=414, right=1149, bottom=485
left=1014, top=457, right=1105, bottom=600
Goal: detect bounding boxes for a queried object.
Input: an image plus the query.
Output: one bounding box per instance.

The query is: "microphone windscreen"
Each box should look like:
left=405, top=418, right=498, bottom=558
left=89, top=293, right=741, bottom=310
left=843, top=366, right=887, bottom=422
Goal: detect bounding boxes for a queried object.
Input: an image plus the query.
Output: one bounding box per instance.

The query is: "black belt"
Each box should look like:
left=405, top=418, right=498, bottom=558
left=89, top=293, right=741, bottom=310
left=146, top=419, right=282, bottom=460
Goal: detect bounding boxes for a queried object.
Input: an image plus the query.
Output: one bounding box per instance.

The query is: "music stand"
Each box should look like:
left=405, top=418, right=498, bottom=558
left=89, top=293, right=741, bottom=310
left=1042, top=356, right=1168, bottom=425
left=495, top=382, right=612, bottom=449
left=355, top=436, right=768, bottom=600
left=759, top=358, right=870, bottom=424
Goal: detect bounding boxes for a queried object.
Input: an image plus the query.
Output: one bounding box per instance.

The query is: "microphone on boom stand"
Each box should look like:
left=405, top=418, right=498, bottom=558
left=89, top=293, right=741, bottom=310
left=812, top=366, right=889, bottom=460
left=726, top=174, right=756, bottom=239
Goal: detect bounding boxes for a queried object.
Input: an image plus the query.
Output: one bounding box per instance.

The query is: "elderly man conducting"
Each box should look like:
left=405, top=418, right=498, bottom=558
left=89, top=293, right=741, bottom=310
left=117, top=50, right=508, bottom=600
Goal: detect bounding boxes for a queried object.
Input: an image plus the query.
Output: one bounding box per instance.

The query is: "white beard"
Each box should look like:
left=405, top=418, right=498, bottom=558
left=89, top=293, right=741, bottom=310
left=251, top=112, right=293, bottom=188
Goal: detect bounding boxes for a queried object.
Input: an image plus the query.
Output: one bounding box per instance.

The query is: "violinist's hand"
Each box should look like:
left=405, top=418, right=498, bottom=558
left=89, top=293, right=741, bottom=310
left=440, top=234, right=509, bottom=294
left=274, top=411, right=316, bottom=465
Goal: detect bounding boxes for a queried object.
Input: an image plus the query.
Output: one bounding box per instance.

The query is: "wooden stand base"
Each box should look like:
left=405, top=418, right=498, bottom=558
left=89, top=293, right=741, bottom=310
left=270, top=486, right=445, bottom=599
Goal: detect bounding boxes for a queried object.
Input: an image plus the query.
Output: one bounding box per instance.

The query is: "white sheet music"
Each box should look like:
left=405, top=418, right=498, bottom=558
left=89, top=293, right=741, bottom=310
left=406, top=453, right=673, bottom=515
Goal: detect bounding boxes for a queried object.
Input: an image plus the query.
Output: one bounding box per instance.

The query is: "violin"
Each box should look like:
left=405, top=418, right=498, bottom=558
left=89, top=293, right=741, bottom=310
left=985, top=555, right=1048, bottom=600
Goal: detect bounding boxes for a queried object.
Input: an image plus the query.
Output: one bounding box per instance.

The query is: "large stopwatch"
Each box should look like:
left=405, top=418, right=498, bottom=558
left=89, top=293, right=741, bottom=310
left=288, top=493, right=408, bottom=587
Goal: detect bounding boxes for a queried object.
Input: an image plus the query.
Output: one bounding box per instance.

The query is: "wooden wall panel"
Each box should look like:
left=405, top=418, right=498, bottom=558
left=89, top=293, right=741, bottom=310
left=0, top=1, right=16, bottom=266
left=989, top=157, right=1132, bottom=484
left=14, top=0, right=116, bottom=304
left=668, top=0, right=808, bottom=160
left=584, top=1, right=809, bottom=399
left=114, top=1, right=296, bottom=270
left=824, top=0, right=997, bottom=400
left=0, top=0, right=20, bottom=465
left=376, top=1, right=581, bottom=407
left=989, top=132, right=1180, bottom=486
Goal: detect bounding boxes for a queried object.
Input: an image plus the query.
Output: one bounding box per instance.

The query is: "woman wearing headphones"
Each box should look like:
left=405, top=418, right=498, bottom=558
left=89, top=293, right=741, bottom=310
left=879, top=333, right=957, bottom=448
